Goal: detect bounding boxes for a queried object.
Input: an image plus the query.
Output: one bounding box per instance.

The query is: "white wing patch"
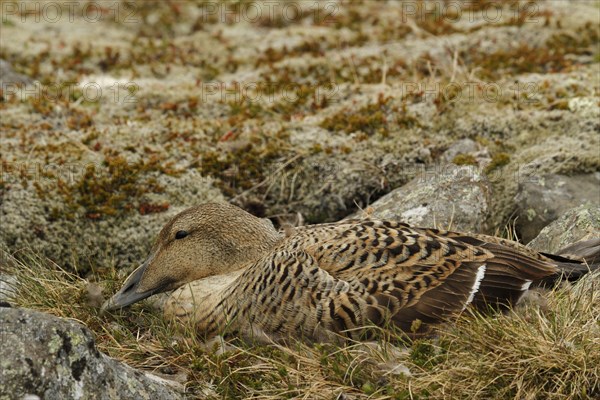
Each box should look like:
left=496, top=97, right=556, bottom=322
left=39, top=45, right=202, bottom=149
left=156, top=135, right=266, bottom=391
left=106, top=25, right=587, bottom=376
left=521, top=280, right=532, bottom=291
left=464, top=264, right=486, bottom=309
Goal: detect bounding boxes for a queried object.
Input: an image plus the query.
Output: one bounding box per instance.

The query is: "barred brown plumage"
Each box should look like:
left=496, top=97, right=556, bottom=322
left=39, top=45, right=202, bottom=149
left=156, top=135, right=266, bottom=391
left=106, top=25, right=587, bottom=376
left=102, top=202, right=599, bottom=342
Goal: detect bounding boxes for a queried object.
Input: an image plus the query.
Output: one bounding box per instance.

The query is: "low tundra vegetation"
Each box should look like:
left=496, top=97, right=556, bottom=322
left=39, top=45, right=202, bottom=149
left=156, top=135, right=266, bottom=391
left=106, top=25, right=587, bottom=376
left=3, top=248, right=598, bottom=399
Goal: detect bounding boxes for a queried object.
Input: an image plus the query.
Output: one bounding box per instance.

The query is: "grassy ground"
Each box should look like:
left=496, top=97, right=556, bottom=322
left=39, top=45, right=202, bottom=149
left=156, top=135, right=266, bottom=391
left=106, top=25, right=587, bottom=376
left=4, top=248, right=598, bottom=399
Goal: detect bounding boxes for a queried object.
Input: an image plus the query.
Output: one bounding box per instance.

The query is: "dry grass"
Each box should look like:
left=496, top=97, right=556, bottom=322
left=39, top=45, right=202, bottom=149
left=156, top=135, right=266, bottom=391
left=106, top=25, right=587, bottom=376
left=2, top=248, right=598, bottom=399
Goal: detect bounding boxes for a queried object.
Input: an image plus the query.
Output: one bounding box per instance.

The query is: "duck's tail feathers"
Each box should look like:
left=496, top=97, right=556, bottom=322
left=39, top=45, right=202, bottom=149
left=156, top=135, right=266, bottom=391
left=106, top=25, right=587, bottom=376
left=538, top=238, right=600, bottom=286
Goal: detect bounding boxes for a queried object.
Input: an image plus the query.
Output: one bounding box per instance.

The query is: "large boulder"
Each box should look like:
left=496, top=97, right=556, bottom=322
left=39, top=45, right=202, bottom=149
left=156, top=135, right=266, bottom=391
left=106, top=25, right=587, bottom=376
left=514, top=173, right=600, bottom=243
left=0, top=307, right=184, bottom=400
left=350, top=165, right=492, bottom=233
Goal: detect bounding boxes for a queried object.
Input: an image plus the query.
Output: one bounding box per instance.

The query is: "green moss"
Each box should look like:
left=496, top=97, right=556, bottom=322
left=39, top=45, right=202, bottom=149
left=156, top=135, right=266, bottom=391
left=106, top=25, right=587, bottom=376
left=321, top=96, right=391, bottom=136
left=548, top=99, right=570, bottom=111
left=310, top=143, right=323, bottom=154
left=452, top=154, right=478, bottom=166
left=484, top=152, right=511, bottom=174
left=228, top=100, right=265, bottom=121
left=266, top=84, right=328, bottom=120
left=321, top=103, right=386, bottom=135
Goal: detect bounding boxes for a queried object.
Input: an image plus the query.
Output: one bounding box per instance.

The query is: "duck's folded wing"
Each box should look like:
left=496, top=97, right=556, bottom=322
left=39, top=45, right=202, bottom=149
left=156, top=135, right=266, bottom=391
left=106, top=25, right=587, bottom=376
left=225, top=249, right=498, bottom=339
left=296, top=221, right=560, bottom=331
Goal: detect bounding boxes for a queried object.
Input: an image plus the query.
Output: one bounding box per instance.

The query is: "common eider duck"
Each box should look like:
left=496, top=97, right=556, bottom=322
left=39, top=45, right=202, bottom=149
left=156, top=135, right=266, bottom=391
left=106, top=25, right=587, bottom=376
left=103, top=203, right=599, bottom=341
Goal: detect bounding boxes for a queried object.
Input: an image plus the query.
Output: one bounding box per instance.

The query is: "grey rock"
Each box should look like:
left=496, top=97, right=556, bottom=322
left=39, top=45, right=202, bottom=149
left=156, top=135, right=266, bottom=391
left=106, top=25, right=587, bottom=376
left=527, top=204, right=600, bottom=254
left=514, top=173, right=600, bottom=243
left=350, top=165, right=491, bottom=233
left=0, top=59, right=32, bottom=87
left=0, top=307, right=184, bottom=400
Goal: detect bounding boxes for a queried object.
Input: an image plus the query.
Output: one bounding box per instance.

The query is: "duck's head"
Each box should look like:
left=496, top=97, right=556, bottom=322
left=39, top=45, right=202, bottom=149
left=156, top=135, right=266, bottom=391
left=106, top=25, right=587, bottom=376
left=102, top=202, right=280, bottom=311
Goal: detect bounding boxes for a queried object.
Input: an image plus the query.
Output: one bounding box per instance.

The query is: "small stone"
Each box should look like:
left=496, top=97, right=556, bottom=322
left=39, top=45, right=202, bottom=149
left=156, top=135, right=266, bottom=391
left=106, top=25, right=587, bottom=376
left=86, top=283, right=105, bottom=308
left=441, top=138, right=490, bottom=167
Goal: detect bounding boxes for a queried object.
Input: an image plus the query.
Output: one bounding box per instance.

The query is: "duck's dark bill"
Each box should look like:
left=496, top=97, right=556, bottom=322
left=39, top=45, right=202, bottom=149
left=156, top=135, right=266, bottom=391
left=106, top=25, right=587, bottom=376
left=102, top=261, right=154, bottom=311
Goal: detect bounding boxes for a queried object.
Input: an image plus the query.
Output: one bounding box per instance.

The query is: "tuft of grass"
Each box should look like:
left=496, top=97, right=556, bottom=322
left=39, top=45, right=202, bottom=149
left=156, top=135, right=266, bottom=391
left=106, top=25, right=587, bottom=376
left=3, top=247, right=599, bottom=399
left=411, top=277, right=600, bottom=399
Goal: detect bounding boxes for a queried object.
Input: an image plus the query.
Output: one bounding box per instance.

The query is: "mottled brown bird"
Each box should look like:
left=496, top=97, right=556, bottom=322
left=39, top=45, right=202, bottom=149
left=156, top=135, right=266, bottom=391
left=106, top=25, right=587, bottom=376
left=103, top=203, right=599, bottom=341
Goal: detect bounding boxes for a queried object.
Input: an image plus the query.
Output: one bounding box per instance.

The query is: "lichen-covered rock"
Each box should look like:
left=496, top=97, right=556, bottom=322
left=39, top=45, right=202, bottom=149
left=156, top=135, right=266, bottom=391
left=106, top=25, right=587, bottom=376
left=527, top=205, right=600, bottom=254
left=514, top=173, right=600, bottom=243
left=350, top=165, right=491, bottom=233
left=0, top=307, right=184, bottom=400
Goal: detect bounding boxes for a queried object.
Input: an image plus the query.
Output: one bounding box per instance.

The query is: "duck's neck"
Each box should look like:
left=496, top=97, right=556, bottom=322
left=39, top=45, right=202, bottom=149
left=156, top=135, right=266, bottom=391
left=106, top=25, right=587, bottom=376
left=163, top=269, right=246, bottom=336
left=163, top=220, right=283, bottom=337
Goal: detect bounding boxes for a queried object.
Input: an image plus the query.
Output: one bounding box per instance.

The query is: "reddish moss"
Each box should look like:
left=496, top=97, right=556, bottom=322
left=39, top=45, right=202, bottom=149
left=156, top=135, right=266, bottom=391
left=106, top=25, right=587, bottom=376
left=52, top=154, right=177, bottom=220
left=199, top=132, right=291, bottom=197
left=463, top=23, right=598, bottom=80
left=321, top=95, right=419, bottom=136
left=139, top=202, right=170, bottom=215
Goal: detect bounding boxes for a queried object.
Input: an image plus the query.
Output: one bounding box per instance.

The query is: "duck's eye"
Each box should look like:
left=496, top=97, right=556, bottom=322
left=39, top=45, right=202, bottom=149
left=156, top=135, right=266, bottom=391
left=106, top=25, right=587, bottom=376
left=175, top=230, right=189, bottom=240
